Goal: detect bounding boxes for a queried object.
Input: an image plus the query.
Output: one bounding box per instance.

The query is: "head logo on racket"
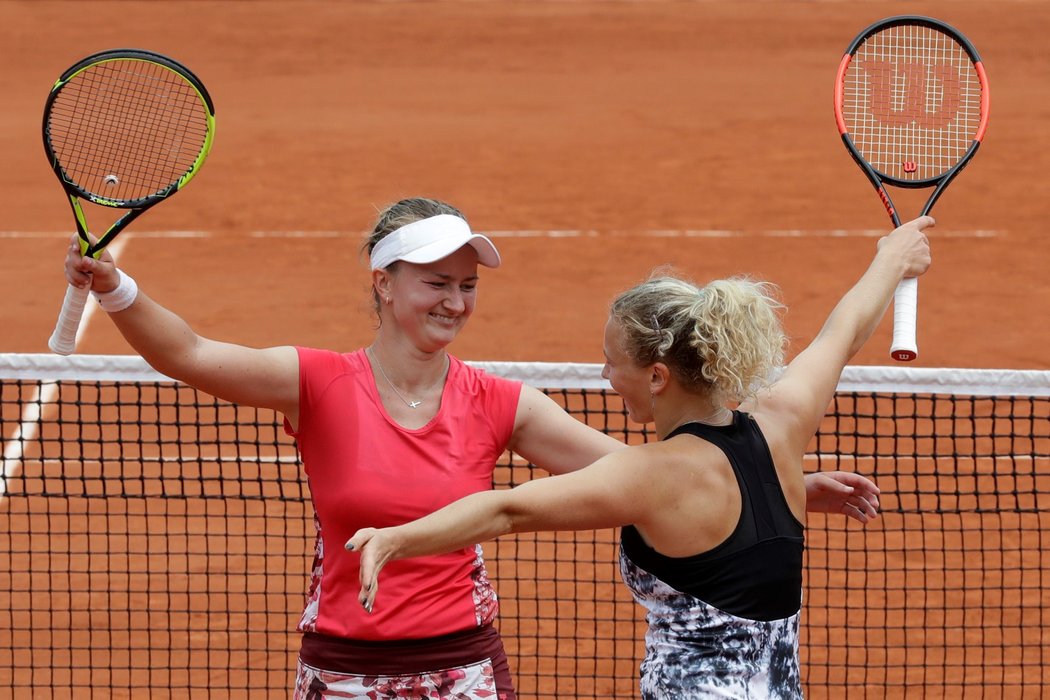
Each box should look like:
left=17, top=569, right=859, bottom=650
left=834, top=16, right=989, bottom=361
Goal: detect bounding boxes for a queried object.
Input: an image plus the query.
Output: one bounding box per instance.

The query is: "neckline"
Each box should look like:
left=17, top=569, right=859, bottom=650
left=361, top=348, right=453, bottom=433
left=666, top=411, right=738, bottom=437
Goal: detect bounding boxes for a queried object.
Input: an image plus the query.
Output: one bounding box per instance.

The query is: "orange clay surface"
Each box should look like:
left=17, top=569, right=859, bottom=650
left=1, top=1, right=1047, bottom=368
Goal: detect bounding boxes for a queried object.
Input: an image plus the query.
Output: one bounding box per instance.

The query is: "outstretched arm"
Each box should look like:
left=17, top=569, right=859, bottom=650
left=743, top=216, right=933, bottom=453
left=64, top=237, right=299, bottom=418
left=514, top=377, right=879, bottom=521
left=345, top=447, right=661, bottom=612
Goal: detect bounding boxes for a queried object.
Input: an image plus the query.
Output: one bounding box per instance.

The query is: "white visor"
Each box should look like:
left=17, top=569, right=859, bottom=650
left=369, top=214, right=501, bottom=271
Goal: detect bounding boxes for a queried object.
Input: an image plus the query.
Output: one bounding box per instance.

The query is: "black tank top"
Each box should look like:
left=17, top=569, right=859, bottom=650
left=620, top=411, right=805, bottom=621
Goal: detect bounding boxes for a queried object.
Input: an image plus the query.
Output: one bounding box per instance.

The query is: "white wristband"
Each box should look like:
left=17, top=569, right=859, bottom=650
left=93, top=269, right=139, bottom=313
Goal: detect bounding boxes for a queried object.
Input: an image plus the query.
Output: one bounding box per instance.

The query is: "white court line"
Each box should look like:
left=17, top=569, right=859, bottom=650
left=0, top=229, right=1002, bottom=239
left=1, top=238, right=129, bottom=500
left=1, top=382, right=57, bottom=498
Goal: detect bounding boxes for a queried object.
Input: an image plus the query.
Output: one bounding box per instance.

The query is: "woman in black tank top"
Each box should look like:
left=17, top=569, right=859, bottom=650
left=346, top=216, right=934, bottom=699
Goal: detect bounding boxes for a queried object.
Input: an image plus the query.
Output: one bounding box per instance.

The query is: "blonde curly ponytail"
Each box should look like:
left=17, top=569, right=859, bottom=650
left=610, top=273, right=785, bottom=401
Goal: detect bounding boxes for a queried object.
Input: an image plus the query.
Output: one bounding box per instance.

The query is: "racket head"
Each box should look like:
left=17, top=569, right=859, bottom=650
left=42, top=48, right=216, bottom=213
left=834, top=15, right=989, bottom=189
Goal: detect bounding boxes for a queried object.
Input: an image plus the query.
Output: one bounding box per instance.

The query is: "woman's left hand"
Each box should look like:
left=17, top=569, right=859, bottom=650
left=804, top=471, right=880, bottom=524
left=345, top=527, right=398, bottom=613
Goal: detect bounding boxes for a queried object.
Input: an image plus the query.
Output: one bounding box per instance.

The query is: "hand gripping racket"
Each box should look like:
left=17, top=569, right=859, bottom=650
left=45, top=48, right=215, bottom=355
left=834, top=16, right=989, bottom=361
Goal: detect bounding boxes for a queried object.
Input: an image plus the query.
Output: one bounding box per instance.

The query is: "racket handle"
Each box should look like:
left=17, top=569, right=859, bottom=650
left=48, top=283, right=91, bottom=355
left=890, top=277, right=918, bottom=362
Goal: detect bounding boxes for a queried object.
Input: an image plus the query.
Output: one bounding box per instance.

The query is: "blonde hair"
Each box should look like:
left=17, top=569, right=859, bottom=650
left=363, top=197, right=467, bottom=259
left=609, top=272, right=786, bottom=401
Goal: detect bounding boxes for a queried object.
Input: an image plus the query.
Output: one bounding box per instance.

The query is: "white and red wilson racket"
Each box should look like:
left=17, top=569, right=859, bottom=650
left=44, top=49, right=215, bottom=355
left=834, top=16, right=989, bottom=361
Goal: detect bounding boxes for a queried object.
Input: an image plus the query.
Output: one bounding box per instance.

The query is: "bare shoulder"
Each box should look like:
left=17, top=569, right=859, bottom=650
left=628, top=433, right=742, bottom=556
left=642, top=433, right=738, bottom=494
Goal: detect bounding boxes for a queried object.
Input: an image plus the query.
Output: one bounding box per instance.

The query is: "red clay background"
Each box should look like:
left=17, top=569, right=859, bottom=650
left=1, top=1, right=1048, bottom=367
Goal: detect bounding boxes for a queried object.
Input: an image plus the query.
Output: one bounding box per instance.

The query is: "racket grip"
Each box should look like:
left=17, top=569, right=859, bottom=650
left=48, top=283, right=91, bottom=355
left=890, top=277, right=918, bottom=362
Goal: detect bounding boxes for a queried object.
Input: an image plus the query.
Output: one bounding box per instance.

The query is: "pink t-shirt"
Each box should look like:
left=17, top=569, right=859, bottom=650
left=285, top=347, right=521, bottom=641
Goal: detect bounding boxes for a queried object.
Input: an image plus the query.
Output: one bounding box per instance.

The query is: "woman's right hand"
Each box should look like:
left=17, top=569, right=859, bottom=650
left=876, top=215, right=934, bottom=280
left=64, top=235, right=119, bottom=293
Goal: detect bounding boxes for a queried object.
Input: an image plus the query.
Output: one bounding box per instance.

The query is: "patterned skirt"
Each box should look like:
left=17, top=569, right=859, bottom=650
left=294, top=624, right=516, bottom=699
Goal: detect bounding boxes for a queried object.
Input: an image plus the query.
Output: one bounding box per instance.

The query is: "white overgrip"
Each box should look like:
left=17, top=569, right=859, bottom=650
left=47, top=283, right=91, bottom=355
left=890, top=277, right=918, bottom=362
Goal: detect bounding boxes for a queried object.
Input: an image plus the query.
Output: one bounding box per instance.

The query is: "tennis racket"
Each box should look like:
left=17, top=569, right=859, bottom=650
left=834, top=16, right=989, bottom=361
left=45, top=48, right=215, bottom=355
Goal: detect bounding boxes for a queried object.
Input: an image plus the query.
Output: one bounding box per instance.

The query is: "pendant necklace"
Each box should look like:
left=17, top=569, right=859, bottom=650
left=367, top=346, right=445, bottom=409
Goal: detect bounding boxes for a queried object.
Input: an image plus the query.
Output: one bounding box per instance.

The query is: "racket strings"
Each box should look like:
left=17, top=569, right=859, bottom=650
left=46, top=59, right=210, bottom=203
left=842, top=24, right=983, bottom=182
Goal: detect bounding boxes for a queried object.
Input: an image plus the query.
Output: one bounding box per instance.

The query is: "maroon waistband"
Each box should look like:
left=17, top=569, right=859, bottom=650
left=299, top=624, right=506, bottom=676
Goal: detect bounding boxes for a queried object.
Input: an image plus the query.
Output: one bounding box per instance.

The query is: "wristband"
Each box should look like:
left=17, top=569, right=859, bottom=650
left=93, top=269, right=139, bottom=313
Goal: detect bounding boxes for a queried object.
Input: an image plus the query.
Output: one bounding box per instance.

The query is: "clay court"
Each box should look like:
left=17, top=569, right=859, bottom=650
left=1, top=1, right=1049, bottom=698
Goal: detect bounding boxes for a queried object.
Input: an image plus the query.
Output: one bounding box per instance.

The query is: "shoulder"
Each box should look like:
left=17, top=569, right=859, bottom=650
left=295, top=348, right=371, bottom=402
left=651, top=431, right=738, bottom=490
left=296, top=346, right=367, bottom=375
left=448, top=356, right=522, bottom=397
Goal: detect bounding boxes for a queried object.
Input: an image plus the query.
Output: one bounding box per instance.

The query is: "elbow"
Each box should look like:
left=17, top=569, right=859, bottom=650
left=498, top=509, right=524, bottom=538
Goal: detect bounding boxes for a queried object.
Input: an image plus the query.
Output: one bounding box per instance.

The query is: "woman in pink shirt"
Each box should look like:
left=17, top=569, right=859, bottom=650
left=64, top=197, right=879, bottom=699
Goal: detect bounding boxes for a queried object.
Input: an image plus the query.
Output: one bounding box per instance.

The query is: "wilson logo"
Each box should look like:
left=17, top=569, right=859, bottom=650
left=877, top=187, right=895, bottom=217
left=860, top=61, right=961, bottom=129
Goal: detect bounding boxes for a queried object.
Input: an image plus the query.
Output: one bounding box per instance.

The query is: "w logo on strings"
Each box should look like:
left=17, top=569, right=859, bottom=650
left=860, top=62, right=961, bottom=129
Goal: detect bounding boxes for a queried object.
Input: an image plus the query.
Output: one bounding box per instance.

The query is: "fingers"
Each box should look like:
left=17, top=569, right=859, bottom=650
left=65, top=235, right=121, bottom=291
left=345, top=528, right=379, bottom=614
left=878, top=216, right=933, bottom=280
left=344, top=527, right=375, bottom=553
left=842, top=500, right=877, bottom=524
left=357, top=564, right=377, bottom=614
left=65, top=238, right=95, bottom=288
left=909, top=215, right=936, bottom=231
left=833, top=471, right=881, bottom=497
left=841, top=491, right=880, bottom=524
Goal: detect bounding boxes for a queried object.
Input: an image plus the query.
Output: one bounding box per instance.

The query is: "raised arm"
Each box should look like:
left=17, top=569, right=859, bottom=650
left=743, top=216, right=933, bottom=451
left=64, top=237, right=300, bottom=418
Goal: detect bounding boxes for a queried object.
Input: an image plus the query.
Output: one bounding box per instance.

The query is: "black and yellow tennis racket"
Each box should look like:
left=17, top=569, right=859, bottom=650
left=45, top=48, right=215, bottom=355
left=834, top=16, right=989, bottom=361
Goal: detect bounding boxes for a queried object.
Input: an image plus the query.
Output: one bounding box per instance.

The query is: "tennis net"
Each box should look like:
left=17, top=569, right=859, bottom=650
left=1, top=354, right=1048, bottom=698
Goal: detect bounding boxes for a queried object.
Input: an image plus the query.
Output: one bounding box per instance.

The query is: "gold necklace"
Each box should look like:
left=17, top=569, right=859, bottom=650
left=367, top=346, right=446, bottom=409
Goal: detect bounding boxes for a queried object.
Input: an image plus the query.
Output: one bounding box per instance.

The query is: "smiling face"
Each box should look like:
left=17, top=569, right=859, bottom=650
left=601, top=315, right=654, bottom=424
left=375, top=245, right=480, bottom=352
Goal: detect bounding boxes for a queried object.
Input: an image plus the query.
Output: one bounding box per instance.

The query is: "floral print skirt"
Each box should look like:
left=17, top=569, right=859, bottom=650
left=293, top=624, right=515, bottom=700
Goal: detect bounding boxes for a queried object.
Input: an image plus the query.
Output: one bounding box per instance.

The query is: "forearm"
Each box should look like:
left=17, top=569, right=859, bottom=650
left=73, top=249, right=206, bottom=378
left=386, top=490, right=515, bottom=561
left=819, top=218, right=932, bottom=358
left=108, top=291, right=207, bottom=380
left=818, top=247, right=908, bottom=359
